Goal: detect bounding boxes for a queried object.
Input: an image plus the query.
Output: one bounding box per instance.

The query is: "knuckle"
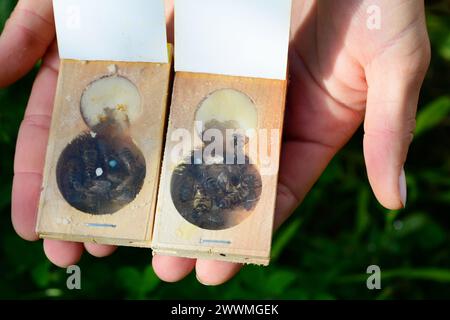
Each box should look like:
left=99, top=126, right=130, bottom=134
left=20, top=114, right=52, bottom=132
left=364, top=117, right=416, bottom=141
left=422, top=39, right=432, bottom=70
left=403, top=41, right=432, bottom=78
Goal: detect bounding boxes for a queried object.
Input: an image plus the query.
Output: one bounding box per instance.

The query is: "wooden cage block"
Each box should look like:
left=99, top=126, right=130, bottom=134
left=152, top=72, right=287, bottom=265
left=36, top=53, right=172, bottom=247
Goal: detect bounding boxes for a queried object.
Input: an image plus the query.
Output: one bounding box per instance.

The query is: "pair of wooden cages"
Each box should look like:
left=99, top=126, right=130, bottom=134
left=36, top=47, right=287, bottom=266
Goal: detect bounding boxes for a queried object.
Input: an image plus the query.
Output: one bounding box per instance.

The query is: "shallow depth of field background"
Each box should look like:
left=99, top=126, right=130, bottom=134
left=0, top=0, right=449, bottom=299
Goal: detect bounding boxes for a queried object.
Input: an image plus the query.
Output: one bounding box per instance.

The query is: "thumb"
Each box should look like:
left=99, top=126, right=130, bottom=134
left=363, top=41, right=431, bottom=210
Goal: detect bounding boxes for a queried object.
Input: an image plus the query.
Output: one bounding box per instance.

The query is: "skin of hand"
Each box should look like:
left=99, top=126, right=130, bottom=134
left=1, top=0, right=430, bottom=286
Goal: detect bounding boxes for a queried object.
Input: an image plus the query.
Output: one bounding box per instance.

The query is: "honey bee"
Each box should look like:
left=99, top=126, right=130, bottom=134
left=193, top=189, right=212, bottom=215
left=218, top=192, right=237, bottom=209
left=238, top=184, right=251, bottom=199
left=118, top=147, right=136, bottom=172
left=202, top=176, right=218, bottom=193
left=217, top=171, right=230, bottom=192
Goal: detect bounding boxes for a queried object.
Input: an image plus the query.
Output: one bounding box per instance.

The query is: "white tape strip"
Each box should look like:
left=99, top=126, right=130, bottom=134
left=175, top=0, right=292, bottom=80
left=53, top=0, right=168, bottom=63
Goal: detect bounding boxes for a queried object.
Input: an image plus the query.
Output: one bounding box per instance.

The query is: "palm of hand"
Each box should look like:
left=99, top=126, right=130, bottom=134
left=3, top=0, right=430, bottom=286
left=278, top=0, right=430, bottom=227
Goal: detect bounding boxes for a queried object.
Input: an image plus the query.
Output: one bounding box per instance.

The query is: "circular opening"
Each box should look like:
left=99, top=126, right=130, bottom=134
left=80, top=76, right=141, bottom=130
left=170, top=152, right=262, bottom=230
left=195, top=89, right=257, bottom=139
left=57, top=132, right=146, bottom=215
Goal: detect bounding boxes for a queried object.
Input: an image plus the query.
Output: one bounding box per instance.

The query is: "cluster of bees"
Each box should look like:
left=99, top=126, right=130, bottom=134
left=57, top=132, right=146, bottom=215
left=171, top=154, right=262, bottom=230
left=191, top=168, right=259, bottom=212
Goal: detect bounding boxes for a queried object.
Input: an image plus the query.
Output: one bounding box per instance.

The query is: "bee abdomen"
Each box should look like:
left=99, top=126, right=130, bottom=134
left=119, top=148, right=136, bottom=171
left=193, top=192, right=212, bottom=214
left=218, top=192, right=243, bottom=209
left=203, top=176, right=218, bottom=193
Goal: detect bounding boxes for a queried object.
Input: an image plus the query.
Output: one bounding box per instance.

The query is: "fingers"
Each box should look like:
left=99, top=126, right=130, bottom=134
left=12, top=41, right=118, bottom=265
left=84, top=243, right=117, bottom=258
left=196, top=260, right=242, bottom=286
left=153, top=49, right=366, bottom=286
left=43, top=239, right=84, bottom=268
left=11, top=173, right=42, bottom=241
left=153, top=255, right=241, bottom=286
left=363, top=38, right=431, bottom=210
left=152, top=255, right=196, bottom=283
left=275, top=51, right=365, bottom=226
left=11, top=42, right=59, bottom=241
left=13, top=0, right=177, bottom=271
left=0, top=0, right=54, bottom=87
left=194, top=52, right=358, bottom=285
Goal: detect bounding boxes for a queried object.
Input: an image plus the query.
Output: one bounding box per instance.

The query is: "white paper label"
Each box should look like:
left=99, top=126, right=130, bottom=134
left=174, top=0, right=292, bottom=80
left=53, top=0, right=168, bottom=63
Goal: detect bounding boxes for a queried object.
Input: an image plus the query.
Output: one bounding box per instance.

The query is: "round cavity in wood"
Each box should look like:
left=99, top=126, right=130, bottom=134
left=80, top=75, right=142, bottom=130
left=56, top=132, right=146, bottom=215
left=170, top=151, right=262, bottom=231
left=195, top=89, right=258, bottom=141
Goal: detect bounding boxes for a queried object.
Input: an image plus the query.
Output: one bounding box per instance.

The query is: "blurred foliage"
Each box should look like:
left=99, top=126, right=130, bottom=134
left=0, top=0, right=449, bottom=300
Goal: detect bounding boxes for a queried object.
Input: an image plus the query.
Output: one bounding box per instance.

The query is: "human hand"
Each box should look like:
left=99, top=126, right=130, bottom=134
left=3, top=0, right=430, bottom=286
left=3, top=0, right=175, bottom=268
left=3, top=0, right=120, bottom=266
left=151, top=0, right=430, bottom=285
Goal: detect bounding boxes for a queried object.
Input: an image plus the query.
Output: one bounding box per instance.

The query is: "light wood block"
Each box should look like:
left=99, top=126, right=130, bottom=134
left=36, top=53, right=172, bottom=247
left=152, top=72, right=287, bottom=265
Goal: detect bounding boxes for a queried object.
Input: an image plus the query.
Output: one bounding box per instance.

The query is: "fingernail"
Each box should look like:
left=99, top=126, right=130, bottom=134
left=399, top=167, right=407, bottom=208
left=196, top=273, right=212, bottom=286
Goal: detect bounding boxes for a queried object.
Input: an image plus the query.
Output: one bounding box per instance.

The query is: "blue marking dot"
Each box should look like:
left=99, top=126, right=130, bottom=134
left=109, top=160, right=118, bottom=168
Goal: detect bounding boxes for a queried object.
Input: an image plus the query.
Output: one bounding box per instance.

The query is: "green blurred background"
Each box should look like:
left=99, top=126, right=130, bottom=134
left=0, top=0, right=449, bottom=300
